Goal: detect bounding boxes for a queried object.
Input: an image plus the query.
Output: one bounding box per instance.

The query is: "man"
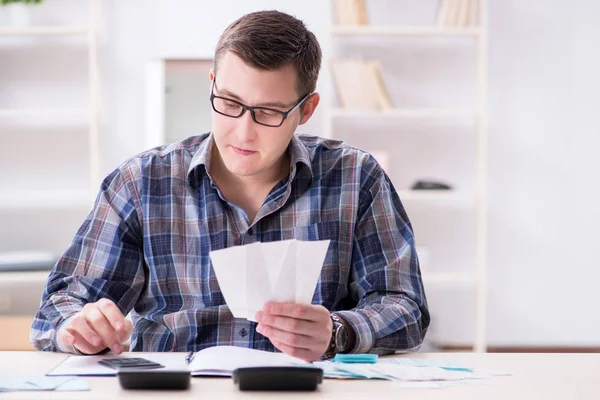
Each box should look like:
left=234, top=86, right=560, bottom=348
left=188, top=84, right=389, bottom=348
left=31, top=10, right=429, bottom=362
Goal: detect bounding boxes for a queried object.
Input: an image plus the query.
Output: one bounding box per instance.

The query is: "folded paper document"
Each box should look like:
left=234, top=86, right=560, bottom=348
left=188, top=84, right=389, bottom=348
left=209, top=239, right=331, bottom=321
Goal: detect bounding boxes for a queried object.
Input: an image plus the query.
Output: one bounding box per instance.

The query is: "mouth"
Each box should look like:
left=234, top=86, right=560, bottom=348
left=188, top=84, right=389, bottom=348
left=231, top=146, right=257, bottom=156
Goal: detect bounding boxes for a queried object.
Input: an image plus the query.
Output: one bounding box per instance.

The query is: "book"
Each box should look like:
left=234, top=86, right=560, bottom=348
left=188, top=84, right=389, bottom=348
left=468, top=0, right=480, bottom=26
left=332, top=0, right=368, bottom=26
left=437, top=0, right=479, bottom=27
left=330, top=59, right=393, bottom=110
left=367, top=60, right=393, bottom=110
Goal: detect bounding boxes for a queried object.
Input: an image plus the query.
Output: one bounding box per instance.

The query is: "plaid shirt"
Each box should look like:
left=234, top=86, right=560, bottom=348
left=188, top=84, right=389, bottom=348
left=31, top=133, right=429, bottom=354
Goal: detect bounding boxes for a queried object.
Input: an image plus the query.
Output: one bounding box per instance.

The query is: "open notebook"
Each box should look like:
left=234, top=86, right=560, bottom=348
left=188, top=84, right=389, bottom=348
left=47, top=346, right=309, bottom=377
left=187, top=346, right=309, bottom=376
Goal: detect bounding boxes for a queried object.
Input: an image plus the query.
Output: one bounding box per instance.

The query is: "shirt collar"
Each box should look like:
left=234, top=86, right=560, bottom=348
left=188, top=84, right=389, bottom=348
left=187, top=132, right=313, bottom=188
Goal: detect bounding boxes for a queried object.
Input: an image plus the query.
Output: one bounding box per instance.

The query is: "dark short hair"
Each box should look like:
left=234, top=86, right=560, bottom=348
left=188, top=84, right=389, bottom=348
left=214, top=10, right=322, bottom=98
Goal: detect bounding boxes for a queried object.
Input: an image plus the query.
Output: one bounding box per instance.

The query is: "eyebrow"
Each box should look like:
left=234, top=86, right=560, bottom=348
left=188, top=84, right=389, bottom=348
left=217, top=87, right=296, bottom=109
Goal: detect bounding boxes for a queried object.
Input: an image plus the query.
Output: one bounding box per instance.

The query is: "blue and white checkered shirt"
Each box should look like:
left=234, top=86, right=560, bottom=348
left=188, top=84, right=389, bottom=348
left=31, top=132, right=429, bottom=354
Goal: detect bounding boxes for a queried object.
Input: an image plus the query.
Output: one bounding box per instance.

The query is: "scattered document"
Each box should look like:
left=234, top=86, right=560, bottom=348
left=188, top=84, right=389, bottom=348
left=0, top=376, right=89, bottom=392
left=47, top=345, right=509, bottom=388
left=209, top=239, right=330, bottom=321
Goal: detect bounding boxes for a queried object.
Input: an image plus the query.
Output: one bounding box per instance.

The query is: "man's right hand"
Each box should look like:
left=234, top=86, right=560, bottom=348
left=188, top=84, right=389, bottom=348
left=57, top=298, right=133, bottom=355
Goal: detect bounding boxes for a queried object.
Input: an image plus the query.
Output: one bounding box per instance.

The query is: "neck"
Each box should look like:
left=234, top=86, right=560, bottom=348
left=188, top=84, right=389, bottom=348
left=209, top=145, right=290, bottom=224
left=211, top=148, right=290, bottom=190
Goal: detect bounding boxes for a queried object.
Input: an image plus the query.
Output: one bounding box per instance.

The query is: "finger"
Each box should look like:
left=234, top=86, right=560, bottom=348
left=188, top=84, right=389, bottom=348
left=257, top=313, right=318, bottom=336
left=70, top=316, right=103, bottom=348
left=84, top=306, right=122, bottom=353
left=263, top=302, right=320, bottom=321
left=271, top=339, right=316, bottom=362
left=257, top=323, right=313, bottom=349
left=123, top=318, right=133, bottom=340
left=96, top=299, right=127, bottom=340
left=57, top=327, right=75, bottom=346
left=65, top=326, right=104, bottom=355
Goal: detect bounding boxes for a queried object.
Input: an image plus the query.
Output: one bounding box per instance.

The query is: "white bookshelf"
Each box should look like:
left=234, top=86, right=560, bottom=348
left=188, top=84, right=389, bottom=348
left=0, top=270, right=50, bottom=284
left=330, top=26, right=481, bottom=36
left=0, top=1, right=101, bottom=209
left=0, top=190, right=92, bottom=209
left=397, top=190, right=475, bottom=203
left=423, top=271, right=476, bottom=285
left=0, top=108, right=89, bottom=119
left=0, top=26, right=88, bottom=36
left=329, top=107, right=477, bottom=119
left=326, top=0, right=488, bottom=352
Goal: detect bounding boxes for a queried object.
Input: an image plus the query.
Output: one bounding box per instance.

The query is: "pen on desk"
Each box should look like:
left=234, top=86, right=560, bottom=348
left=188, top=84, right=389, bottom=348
left=185, top=351, right=194, bottom=365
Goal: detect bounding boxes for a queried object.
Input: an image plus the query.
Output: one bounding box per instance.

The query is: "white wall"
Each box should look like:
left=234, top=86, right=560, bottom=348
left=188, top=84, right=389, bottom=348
left=486, top=0, right=600, bottom=346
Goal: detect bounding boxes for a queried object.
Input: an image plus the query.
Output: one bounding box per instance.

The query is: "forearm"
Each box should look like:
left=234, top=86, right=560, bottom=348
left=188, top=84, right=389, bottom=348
left=31, top=167, right=144, bottom=353
left=31, top=291, right=85, bottom=352
left=335, top=292, right=428, bottom=355
left=342, top=165, right=430, bottom=354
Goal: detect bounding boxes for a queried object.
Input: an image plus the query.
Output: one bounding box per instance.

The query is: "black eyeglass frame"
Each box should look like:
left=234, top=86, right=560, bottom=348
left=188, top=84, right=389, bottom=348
left=209, top=79, right=311, bottom=128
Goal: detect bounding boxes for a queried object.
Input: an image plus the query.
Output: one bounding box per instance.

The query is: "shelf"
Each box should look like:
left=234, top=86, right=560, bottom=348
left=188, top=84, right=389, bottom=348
left=0, top=270, right=51, bottom=283
left=0, top=108, right=89, bottom=119
left=330, top=26, right=481, bottom=37
left=0, top=190, right=93, bottom=209
left=398, top=190, right=475, bottom=203
left=422, top=271, right=476, bottom=285
left=329, top=108, right=477, bottom=119
left=0, top=26, right=88, bottom=36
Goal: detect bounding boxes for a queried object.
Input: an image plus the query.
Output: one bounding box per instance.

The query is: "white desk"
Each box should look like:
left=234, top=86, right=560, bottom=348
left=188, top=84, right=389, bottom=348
left=0, top=351, right=598, bottom=399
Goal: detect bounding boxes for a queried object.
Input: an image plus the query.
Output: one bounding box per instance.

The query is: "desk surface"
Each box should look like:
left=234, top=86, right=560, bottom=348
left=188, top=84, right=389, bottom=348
left=1, top=351, right=598, bottom=399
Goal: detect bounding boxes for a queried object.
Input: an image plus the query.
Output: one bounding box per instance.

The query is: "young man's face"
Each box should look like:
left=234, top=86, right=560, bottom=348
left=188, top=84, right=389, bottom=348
left=209, top=51, right=318, bottom=182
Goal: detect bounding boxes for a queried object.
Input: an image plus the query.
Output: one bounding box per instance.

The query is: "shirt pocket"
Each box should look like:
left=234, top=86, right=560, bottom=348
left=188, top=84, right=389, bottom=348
left=292, top=221, right=348, bottom=308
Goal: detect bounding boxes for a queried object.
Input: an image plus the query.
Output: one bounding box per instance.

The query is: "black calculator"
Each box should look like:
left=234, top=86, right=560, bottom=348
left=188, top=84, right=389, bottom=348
left=98, top=357, right=164, bottom=370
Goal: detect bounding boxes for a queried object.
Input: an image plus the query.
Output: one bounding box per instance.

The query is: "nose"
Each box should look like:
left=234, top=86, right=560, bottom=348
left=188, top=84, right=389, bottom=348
left=235, top=109, right=258, bottom=142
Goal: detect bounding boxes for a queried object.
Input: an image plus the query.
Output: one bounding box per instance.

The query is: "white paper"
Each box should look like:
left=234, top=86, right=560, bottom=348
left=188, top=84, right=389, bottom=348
left=46, top=353, right=188, bottom=377
left=210, top=239, right=330, bottom=321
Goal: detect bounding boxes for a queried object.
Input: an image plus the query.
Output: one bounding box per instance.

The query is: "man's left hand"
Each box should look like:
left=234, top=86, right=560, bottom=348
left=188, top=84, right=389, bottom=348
left=255, top=302, right=332, bottom=362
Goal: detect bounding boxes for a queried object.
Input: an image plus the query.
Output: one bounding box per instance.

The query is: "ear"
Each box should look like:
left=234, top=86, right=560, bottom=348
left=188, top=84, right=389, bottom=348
left=209, top=69, right=215, bottom=94
left=298, top=93, right=320, bottom=125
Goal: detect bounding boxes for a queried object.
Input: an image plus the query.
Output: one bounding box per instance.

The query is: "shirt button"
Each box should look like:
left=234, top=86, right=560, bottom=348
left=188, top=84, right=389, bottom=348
left=239, top=328, right=248, bottom=337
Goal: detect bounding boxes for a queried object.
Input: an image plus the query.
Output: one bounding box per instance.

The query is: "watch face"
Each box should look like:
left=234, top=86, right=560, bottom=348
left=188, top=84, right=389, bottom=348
left=334, top=324, right=348, bottom=352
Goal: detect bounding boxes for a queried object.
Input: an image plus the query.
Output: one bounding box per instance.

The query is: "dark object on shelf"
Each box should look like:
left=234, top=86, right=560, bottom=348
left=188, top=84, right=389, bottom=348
left=411, top=180, right=453, bottom=190
left=233, top=366, right=323, bottom=391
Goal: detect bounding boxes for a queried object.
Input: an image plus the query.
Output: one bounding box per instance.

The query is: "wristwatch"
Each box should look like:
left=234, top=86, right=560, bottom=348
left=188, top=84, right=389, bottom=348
left=324, top=314, right=349, bottom=358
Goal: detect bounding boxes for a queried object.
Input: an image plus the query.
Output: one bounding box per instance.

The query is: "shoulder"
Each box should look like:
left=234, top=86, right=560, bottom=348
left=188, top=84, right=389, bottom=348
left=115, top=133, right=209, bottom=180
left=296, top=134, right=384, bottom=185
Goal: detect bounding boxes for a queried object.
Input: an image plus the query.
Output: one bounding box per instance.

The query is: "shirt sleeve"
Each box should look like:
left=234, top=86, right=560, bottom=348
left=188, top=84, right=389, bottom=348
left=336, top=163, right=431, bottom=355
left=30, top=166, right=146, bottom=352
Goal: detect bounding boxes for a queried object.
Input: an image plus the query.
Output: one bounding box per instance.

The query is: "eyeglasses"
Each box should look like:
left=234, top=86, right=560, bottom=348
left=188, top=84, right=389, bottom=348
left=210, top=79, right=310, bottom=128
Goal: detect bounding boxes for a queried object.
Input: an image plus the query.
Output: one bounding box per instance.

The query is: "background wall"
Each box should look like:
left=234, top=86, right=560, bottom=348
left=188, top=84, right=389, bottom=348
left=1, top=0, right=598, bottom=347
left=486, top=0, right=600, bottom=346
